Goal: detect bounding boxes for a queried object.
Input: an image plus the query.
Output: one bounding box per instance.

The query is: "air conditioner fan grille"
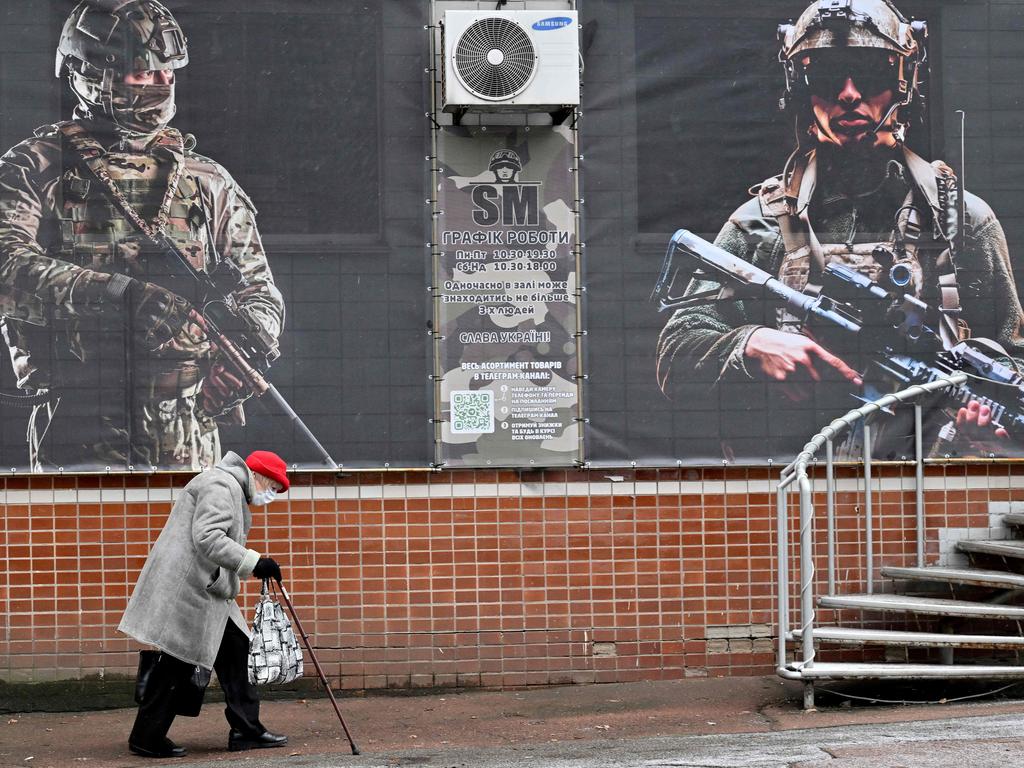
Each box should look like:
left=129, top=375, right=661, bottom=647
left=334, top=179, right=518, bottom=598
left=454, top=17, right=536, bottom=100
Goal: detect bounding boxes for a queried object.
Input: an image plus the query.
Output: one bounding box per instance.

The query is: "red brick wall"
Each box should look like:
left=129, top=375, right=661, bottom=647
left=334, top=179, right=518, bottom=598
left=2, top=465, right=1021, bottom=688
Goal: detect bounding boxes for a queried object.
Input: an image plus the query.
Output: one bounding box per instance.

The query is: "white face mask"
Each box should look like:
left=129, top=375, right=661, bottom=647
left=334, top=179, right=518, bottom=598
left=252, top=488, right=277, bottom=506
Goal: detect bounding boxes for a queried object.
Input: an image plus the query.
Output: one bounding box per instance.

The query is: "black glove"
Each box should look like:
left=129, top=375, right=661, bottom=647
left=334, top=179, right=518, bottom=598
left=124, top=277, right=194, bottom=350
left=252, top=556, right=282, bottom=582
left=75, top=270, right=194, bottom=350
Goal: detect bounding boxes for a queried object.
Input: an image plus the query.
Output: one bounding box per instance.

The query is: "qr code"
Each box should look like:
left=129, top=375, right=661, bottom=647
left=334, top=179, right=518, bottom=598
left=450, top=390, right=494, bottom=434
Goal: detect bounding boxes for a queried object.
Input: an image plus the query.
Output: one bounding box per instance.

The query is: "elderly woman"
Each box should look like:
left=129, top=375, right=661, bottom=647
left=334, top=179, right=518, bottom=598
left=119, top=450, right=290, bottom=758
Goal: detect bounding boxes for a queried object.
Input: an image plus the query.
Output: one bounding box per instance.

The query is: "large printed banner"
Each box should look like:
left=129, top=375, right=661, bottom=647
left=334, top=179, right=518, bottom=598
left=435, top=127, right=581, bottom=467
left=3, top=0, right=1020, bottom=472
left=582, top=0, right=1024, bottom=466
left=0, top=0, right=429, bottom=472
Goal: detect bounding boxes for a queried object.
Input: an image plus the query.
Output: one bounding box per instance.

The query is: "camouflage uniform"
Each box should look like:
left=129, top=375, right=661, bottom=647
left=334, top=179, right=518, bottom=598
left=0, top=0, right=283, bottom=471
left=657, top=0, right=1024, bottom=459
left=656, top=147, right=1024, bottom=457
left=0, top=119, right=283, bottom=470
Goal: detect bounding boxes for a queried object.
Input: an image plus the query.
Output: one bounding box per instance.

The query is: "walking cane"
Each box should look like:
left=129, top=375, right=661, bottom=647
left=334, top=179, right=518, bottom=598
left=276, top=581, right=360, bottom=755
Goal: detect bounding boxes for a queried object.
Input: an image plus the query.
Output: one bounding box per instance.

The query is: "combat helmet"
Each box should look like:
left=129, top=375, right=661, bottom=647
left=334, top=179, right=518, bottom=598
left=488, top=149, right=523, bottom=173
left=777, top=0, right=927, bottom=139
left=56, top=0, right=188, bottom=134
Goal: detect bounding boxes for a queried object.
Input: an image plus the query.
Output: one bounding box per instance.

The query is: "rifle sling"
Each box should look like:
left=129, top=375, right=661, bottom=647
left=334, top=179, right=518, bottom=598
left=900, top=152, right=966, bottom=348
left=768, top=153, right=827, bottom=332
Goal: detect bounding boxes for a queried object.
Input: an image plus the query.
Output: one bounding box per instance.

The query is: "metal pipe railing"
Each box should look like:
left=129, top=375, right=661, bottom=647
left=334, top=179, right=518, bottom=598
left=826, top=439, right=835, bottom=594
left=776, top=372, right=967, bottom=677
left=915, top=403, right=925, bottom=567
left=798, top=474, right=815, bottom=668
left=776, top=476, right=794, bottom=670
left=864, top=422, right=874, bottom=595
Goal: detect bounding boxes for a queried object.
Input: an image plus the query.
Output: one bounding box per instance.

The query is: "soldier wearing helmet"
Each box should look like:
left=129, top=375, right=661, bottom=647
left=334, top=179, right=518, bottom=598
left=778, top=0, right=926, bottom=146
left=657, top=0, right=1024, bottom=458
left=489, top=149, right=523, bottom=183
left=57, top=0, right=189, bottom=135
left=0, top=0, right=284, bottom=472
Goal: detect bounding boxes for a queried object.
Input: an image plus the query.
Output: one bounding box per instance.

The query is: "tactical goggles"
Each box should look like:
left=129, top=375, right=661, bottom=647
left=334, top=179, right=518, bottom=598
left=800, top=50, right=899, bottom=99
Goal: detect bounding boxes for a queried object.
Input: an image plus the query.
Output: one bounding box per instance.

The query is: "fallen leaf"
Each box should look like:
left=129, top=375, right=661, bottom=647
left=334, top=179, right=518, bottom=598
left=288, top=752, right=301, bottom=756
left=707, top=721, right=717, bottom=726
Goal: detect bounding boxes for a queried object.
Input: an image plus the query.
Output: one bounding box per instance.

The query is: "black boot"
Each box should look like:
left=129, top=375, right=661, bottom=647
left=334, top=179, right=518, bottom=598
left=129, top=653, right=193, bottom=758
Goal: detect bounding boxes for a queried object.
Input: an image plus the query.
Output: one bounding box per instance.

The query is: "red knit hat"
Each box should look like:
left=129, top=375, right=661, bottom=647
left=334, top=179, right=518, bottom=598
left=245, top=450, right=290, bottom=491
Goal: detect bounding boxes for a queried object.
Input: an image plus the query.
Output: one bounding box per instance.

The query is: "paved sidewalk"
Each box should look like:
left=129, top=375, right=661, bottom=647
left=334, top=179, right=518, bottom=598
left=3, top=676, right=1024, bottom=768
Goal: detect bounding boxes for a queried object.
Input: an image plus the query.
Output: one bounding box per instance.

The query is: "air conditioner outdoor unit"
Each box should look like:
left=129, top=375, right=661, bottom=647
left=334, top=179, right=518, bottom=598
left=441, top=10, right=579, bottom=112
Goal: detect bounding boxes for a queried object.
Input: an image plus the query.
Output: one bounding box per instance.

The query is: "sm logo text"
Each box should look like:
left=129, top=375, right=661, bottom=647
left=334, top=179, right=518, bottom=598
left=471, top=184, right=541, bottom=227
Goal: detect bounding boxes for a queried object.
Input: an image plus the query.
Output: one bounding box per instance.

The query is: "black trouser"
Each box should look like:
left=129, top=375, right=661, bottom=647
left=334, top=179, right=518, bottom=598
left=130, top=621, right=263, bottom=746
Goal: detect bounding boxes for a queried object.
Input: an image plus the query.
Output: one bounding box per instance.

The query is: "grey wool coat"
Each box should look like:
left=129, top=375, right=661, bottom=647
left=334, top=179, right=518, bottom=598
left=119, top=452, right=262, bottom=669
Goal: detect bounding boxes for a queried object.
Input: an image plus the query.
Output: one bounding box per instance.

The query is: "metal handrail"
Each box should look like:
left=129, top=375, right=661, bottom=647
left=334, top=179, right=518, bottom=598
left=776, top=372, right=968, bottom=683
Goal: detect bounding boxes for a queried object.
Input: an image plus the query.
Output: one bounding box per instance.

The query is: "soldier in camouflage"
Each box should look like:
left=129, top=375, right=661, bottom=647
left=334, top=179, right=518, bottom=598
left=656, top=0, right=1024, bottom=459
left=0, top=0, right=284, bottom=471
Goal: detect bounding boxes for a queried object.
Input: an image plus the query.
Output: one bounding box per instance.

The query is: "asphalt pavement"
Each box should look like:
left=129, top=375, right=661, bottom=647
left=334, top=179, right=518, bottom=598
left=3, top=676, right=1024, bottom=768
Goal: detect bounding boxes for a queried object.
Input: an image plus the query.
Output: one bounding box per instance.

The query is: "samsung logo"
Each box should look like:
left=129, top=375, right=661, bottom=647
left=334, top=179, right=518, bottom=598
left=532, top=16, right=573, bottom=31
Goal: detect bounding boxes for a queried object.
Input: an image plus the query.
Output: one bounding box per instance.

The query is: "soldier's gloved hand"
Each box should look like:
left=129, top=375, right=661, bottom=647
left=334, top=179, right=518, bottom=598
left=123, top=278, right=194, bottom=350
left=73, top=270, right=193, bottom=351
left=200, top=358, right=253, bottom=418
left=252, top=556, right=282, bottom=583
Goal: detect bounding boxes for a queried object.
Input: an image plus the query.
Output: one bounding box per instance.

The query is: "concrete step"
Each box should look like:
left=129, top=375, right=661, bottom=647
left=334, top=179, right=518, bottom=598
left=881, top=565, right=1024, bottom=590
left=818, top=593, right=1024, bottom=620
left=791, top=626, right=1024, bottom=649
left=1002, top=513, right=1024, bottom=527
left=958, top=540, right=1024, bottom=561
left=786, top=662, right=1024, bottom=680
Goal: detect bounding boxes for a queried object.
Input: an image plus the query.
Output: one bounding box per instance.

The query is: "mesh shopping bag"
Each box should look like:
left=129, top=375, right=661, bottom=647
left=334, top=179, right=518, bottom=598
left=248, top=579, right=304, bottom=685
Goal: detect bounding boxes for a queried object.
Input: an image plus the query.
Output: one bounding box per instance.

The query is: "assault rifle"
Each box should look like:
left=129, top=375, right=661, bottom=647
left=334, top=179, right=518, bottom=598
left=652, top=229, right=1024, bottom=438
left=141, top=232, right=339, bottom=468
